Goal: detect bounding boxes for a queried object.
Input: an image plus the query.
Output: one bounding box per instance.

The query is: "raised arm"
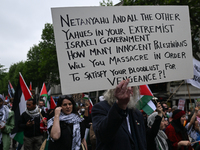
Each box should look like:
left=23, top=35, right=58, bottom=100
left=50, top=107, right=61, bottom=140
left=187, top=106, right=198, bottom=130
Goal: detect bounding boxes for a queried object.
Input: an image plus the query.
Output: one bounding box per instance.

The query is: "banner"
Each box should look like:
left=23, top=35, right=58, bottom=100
left=51, top=6, right=193, bottom=94
left=186, top=58, right=200, bottom=89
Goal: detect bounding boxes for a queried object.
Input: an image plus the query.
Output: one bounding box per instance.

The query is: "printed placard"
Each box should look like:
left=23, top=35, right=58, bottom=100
left=178, top=99, right=185, bottom=111
left=51, top=6, right=193, bottom=94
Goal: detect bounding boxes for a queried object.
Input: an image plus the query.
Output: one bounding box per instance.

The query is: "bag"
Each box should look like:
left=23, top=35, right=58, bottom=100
left=40, top=139, right=47, bottom=150
left=80, top=143, right=86, bottom=150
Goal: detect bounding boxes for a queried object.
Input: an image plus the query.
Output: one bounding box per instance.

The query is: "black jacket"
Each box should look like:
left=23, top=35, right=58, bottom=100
left=19, top=110, right=46, bottom=137
left=48, top=120, right=85, bottom=150
left=146, top=115, right=172, bottom=150
left=92, top=101, right=147, bottom=150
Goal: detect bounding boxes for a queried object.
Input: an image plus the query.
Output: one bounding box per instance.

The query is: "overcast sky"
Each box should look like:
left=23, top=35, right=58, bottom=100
left=0, top=0, right=120, bottom=70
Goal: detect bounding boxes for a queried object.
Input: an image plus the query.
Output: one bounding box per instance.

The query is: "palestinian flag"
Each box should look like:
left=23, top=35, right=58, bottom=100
left=11, top=72, right=32, bottom=144
left=46, top=82, right=56, bottom=109
left=40, top=83, right=49, bottom=109
left=46, top=82, right=51, bottom=96
left=50, top=96, right=56, bottom=109
left=136, top=85, right=156, bottom=115
left=82, top=94, right=93, bottom=114
left=8, top=81, right=15, bottom=98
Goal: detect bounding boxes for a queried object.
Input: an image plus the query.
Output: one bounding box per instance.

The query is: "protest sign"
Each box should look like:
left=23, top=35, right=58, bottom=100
left=51, top=6, right=193, bottom=94
left=178, top=99, right=185, bottom=110
left=186, top=58, right=200, bottom=89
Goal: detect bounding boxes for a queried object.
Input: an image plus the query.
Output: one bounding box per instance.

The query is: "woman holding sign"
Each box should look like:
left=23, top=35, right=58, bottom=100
left=165, top=109, right=192, bottom=150
left=47, top=95, right=87, bottom=150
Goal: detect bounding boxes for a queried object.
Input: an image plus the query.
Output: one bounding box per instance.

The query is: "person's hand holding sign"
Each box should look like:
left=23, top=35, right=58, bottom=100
left=115, top=79, right=133, bottom=110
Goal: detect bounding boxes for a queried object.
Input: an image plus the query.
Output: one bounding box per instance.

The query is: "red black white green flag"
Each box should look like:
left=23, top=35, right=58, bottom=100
left=136, top=85, right=156, bottom=115
left=11, top=72, right=32, bottom=144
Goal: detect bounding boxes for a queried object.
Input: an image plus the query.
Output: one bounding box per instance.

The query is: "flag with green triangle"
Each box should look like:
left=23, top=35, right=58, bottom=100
left=136, top=85, right=156, bottom=115
left=40, top=83, right=49, bottom=109
left=11, top=72, right=32, bottom=144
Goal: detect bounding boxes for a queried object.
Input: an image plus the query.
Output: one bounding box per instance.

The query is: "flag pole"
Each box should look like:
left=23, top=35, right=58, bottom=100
left=166, top=80, right=185, bottom=102
left=186, top=83, right=193, bottom=110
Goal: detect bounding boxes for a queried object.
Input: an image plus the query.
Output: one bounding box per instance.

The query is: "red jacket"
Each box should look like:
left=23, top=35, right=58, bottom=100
left=165, top=124, right=192, bottom=150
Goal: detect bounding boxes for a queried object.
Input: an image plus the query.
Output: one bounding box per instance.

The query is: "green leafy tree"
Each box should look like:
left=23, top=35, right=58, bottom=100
left=24, top=45, right=43, bottom=88
left=100, top=0, right=113, bottom=6
left=123, top=0, right=200, bottom=60
left=0, top=64, right=8, bottom=94
left=8, top=61, right=26, bottom=87
left=38, top=23, right=60, bottom=85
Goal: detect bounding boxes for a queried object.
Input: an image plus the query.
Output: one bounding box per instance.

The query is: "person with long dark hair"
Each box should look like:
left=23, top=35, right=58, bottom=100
left=47, top=95, right=87, bottom=150
left=165, top=109, right=192, bottom=150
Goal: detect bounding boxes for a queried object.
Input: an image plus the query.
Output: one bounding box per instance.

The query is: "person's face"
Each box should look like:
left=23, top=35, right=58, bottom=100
left=164, top=118, right=169, bottom=126
left=168, top=108, right=171, bottom=112
left=0, top=99, right=3, bottom=107
left=61, top=99, right=73, bottom=115
left=26, top=101, right=36, bottom=111
left=162, top=104, right=168, bottom=112
left=160, top=117, right=166, bottom=130
left=180, top=115, right=186, bottom=125
left=38, top=101, right=44, bottom=108
left=85, top=100, right=89, bottom=107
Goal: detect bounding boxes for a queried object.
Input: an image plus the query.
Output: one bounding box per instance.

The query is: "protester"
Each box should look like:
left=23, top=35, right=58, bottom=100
left=185, top=107, right=200, bottom=149
left=146, top=102, right=172, bottom=150
left=171, top=105, right=178, bottom=112
left=165, top=109, right=192, bottom=150
left=161, top=102, right=169, bottom=117
left=161, top=102, right=169, bottom=126
left=3, top=97, right=11, bottom=109
left=167, top=107, right=172, bottom=118
left=0, top=94, right=15, bottom=150
left=38, top=99, right=48, bottom=113
left=47, top=95, right=87, bottom=150
left=18, top=97, right=46, bottom=150
left=92, top=79, right=147, bottom=150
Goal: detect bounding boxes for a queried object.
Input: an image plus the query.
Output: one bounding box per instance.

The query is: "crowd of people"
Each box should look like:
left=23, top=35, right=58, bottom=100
left=1, top=79, right=200, bottom=150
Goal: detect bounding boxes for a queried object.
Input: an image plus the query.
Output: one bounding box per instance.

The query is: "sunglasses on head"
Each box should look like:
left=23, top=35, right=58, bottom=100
left=60, top=95, right=73, bottom=99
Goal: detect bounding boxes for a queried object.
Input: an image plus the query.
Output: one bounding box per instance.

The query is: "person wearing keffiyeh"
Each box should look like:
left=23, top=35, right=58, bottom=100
left=0, top=94, right=14, bottom=150
left=47, top=95, right=87, bottom=150
left=18, top=98, right=46, bottom=150
left=146, top=102, right=172, bottom=150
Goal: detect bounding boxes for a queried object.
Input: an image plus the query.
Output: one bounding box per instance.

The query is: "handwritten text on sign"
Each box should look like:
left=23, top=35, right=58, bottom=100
left=51, top=6, right=193, bottom=94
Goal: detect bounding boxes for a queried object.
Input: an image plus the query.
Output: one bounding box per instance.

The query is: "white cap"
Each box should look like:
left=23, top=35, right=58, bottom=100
left=99, top=96, right=105, bottom=102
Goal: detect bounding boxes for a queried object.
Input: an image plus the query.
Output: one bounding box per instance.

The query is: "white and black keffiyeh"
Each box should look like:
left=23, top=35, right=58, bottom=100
left=0, top=105, right=9, bottom=123
left=0, top=105, right=10, bottom=144
left=25, top=105, right=40, bottom=118
left=147, top=112, right=169, bottom=150
left=47, top=112, right=84, bottom=150
left=155, top=130, right=169, bottom=150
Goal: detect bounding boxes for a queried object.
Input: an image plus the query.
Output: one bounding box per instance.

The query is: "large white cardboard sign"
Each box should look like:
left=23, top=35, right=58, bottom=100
left=51, top=6, right=193, bottom=95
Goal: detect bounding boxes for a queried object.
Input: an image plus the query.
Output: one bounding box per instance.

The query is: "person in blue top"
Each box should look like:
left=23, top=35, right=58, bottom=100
left=185, top=106, right=200, bottom=150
